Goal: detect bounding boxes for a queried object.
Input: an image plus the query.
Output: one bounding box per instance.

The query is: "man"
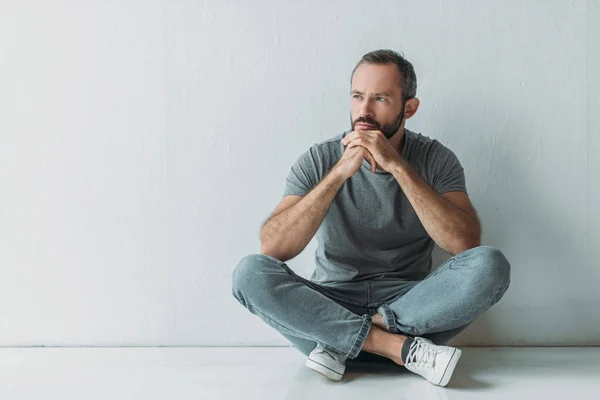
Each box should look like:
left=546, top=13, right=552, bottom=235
left=232, top=49, right=510, bottom=387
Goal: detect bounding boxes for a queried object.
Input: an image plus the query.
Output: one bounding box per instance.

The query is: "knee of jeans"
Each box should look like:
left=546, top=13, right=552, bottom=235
left=231, top=253, right=278, bottom=301
left=232, top=254, right=261, bottom=293
left=471, top=245, right=511, bottom=290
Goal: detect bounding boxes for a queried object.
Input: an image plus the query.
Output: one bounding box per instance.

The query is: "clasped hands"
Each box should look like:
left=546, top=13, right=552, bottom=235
left=341, top=129, right=401, bottom=172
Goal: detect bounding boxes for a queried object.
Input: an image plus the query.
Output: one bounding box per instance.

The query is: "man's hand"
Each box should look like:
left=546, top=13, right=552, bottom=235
left=341, top=129, right=400, bottom=172
left=333, top=143, right=378, bottom=179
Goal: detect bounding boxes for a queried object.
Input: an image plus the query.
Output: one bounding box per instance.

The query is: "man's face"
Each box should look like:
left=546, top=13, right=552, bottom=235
left=350, top=62, right=406, bottom=140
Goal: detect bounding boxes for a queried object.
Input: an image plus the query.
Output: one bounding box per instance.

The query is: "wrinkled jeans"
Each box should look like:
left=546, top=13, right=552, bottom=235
left=231, top=245, right=510, bottom=362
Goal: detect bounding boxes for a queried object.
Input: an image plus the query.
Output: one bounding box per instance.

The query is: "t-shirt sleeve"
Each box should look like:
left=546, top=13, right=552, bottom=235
left=426, top=140, right=467, bottom=195
left=282, top=145, right=323, bottom=197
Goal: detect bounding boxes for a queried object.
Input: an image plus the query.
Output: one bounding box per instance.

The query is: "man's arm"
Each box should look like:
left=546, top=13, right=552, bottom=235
left=389, top=158, right=481, bottom=255
left=260, top=165, right=347, bottom=261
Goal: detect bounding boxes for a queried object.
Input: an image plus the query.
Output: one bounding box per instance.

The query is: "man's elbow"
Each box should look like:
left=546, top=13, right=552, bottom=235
left=454, top=231, right=481, bottom=255
left=454, top=241, right=480, bottom=255
left=260, top=243, right=293, bottom=262
left=260, top=244, right=278, bottom=259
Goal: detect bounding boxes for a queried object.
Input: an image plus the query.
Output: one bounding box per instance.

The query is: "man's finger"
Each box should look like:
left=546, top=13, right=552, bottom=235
left=363, top=149, right=376, bottom=173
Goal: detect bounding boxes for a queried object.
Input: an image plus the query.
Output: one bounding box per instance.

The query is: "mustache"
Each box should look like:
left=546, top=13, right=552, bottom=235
left=354, top=118, right=379, bottom=128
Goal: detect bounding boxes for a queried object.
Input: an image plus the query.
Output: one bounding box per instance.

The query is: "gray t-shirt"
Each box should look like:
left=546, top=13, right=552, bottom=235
left=283, top=128, right=467, bottom=286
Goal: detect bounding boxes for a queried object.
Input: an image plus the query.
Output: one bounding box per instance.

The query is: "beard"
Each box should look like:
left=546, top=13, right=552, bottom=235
left=351, top=103, right=405, bottom=140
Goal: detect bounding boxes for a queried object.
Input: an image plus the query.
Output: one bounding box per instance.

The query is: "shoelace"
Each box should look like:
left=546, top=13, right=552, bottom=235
left=406, top=339, right=437, bottom=368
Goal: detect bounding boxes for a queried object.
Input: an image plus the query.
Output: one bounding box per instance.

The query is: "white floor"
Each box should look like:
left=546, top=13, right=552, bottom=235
left=1, top=347, right=599, bottom=399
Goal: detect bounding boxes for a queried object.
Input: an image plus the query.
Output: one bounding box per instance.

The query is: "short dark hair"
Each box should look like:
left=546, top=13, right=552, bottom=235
left=350, top=49, right=417, bottom=102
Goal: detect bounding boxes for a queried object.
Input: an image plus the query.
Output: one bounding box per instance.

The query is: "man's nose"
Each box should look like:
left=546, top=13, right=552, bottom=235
left=359, top=98, right=374, bottom=119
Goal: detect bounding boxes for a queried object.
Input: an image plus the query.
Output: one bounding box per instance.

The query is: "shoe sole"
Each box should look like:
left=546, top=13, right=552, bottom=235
left=436, top=348, right=462, bottom=387
left=305, top=358, right=344, bottom=381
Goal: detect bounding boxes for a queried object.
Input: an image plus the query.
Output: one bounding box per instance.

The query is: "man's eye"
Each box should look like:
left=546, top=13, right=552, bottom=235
left=352, top=95, right=362, bottom=99
left=377, top=97, right=385, bottom=101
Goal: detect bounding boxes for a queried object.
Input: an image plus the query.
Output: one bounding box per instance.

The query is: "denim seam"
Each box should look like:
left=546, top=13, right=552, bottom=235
left=376, top=252, right=467, bottom=333
left=246, top=304, right=369, bottom=357
left=376, top=292, right=405, bottom=308
left=346, top=314, right=373, bottom=359
left=232, top=291, right=246, bottom=307
left=373, top=253, right=465, bottom=335
left=321, top=294, right=365, bottom=307
left=378, top=303, right=399, bottom=334
left=245, top=304, right=332, bottom=348
left=256, top=253, right=286, bottom=267
left=268, top=259, right=350, bottom=306
left=264, top=257, right=366, bottom=308
left=424, top=281, right=510, bottom=329
left=421, top=255, right=458, bottom=280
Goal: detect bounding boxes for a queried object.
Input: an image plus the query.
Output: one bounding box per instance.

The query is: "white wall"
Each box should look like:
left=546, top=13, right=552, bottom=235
left=0, top=0, right=597, bottom=347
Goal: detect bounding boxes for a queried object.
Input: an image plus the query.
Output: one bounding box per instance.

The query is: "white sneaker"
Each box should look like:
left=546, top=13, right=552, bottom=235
left=403, top=337, right=462, bottom=387
left=305, top=344, right=346, bottom=381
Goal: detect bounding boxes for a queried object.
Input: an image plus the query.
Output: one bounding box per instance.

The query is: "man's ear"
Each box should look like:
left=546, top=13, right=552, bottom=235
left=404, top=98, right=420, bottom=119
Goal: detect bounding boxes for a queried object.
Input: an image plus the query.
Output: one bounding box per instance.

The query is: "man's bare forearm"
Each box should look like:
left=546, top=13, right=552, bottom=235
left=389, top=157, right=481, bottom=255
left=260, top=167, right=347, bottom=261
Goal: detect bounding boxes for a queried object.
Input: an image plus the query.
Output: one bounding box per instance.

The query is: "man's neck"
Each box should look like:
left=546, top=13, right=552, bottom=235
left=390, top=127, right=406, bottom=154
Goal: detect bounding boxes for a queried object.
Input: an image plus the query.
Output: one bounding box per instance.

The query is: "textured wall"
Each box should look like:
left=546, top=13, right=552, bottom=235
left=0, top=0, right=597, bottom=347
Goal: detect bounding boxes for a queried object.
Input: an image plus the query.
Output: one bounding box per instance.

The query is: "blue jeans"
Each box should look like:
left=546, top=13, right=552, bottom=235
left=231, top=245, right=510, bottom=362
